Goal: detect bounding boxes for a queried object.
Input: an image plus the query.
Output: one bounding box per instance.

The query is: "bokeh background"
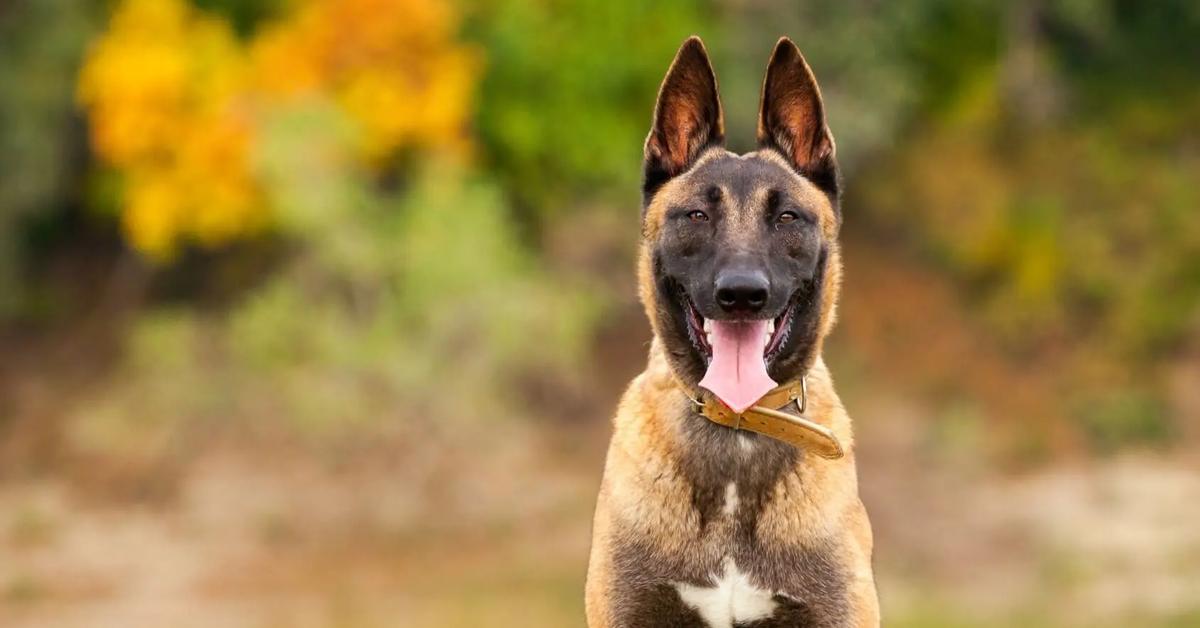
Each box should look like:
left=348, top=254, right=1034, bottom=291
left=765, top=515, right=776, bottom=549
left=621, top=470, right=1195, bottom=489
left=1, top=0, right=1198, bottom=626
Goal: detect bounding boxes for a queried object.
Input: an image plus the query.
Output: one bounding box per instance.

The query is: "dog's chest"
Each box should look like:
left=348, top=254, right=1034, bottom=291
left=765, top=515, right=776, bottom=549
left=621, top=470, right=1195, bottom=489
left=609, top=457, right=850, bottom=628
left=675, top=554, right=778, bottom=627
left=670, top=482, right=782, bottom=627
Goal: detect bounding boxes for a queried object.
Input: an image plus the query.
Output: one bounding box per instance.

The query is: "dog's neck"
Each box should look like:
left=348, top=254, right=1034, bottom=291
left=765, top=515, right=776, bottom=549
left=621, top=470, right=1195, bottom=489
left=604, top=340, right=855, bottom=534
left=642, top=339, right=844, bottom=447
left=626, top=341, right=820, bottom=528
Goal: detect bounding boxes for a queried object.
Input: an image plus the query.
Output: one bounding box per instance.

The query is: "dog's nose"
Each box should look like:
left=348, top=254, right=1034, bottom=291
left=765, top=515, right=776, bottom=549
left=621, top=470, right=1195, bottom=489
left=715, top=270, right=769, bottom=314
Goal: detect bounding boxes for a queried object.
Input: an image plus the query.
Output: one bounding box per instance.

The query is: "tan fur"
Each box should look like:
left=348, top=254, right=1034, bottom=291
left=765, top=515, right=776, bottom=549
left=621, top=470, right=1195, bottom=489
left=587, top=36, right=877, bottom=627
left=586, top=348, right=878, bottom=626
left=587, top=176, right=877, bottom=625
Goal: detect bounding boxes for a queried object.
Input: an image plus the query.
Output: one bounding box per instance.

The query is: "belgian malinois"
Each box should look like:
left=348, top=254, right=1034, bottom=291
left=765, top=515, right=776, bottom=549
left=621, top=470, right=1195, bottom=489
left=585, top=37, right=879, bottom=627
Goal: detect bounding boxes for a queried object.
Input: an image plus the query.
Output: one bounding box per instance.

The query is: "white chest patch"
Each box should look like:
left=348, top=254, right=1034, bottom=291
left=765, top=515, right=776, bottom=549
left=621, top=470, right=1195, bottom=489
left=722, top=482, right=738, bottom=515
left=675, top=557, right=777, bottom=628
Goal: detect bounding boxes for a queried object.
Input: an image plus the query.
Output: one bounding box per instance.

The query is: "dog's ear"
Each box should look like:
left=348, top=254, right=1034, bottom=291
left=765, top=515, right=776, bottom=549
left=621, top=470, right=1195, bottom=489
left=757, top=37, right=838, bottom=198
left=643, top=36, right=724, bottom=203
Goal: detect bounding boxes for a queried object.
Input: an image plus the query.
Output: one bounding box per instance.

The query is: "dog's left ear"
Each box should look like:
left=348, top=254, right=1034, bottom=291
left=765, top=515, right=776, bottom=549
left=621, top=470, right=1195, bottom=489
left=757, top=38, right=838, bottom=198
left=643, top=36, right=725, bottom=204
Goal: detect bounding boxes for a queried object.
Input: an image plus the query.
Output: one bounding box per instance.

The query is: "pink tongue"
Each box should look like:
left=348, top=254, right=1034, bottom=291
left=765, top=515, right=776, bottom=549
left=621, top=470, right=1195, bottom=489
left=698, top=320, right=777, bottom=414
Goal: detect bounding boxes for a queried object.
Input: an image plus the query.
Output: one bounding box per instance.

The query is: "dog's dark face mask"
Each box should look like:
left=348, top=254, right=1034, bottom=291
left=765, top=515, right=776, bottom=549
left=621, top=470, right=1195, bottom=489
left=639, top=37, right=841, bottom=409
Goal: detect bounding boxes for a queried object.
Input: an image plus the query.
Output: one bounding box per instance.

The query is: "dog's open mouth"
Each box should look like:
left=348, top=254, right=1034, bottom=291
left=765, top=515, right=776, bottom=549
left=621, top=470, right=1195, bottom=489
left=677, top=288, right=796, bottom=412
left=678, top=289, right=795, bottom=363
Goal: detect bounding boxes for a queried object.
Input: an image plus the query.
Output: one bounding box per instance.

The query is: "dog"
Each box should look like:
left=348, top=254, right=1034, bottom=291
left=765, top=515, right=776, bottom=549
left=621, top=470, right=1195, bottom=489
left=584, top=37, right=879, bottom=627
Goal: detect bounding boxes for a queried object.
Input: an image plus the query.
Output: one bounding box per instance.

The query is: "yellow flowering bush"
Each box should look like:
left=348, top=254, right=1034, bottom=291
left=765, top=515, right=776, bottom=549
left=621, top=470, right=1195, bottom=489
left=251, top=0, right=478, bottom=160
left=78, top=0, right=479, bottom=259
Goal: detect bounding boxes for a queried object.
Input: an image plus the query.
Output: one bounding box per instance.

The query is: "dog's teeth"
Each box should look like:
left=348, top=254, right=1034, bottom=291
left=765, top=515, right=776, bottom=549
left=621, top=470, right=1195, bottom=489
left=705, top=331, right=713, bottom=346
left=703, top=319, right=712, bottom=333
left=767, top=320, right=775, bottom=334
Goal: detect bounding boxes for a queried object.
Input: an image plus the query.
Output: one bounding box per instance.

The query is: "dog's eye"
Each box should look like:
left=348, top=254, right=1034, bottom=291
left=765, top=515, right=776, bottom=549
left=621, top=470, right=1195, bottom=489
left=777, top=210, right=815, bottom=226
left=687, top=210, right=709, bottom=223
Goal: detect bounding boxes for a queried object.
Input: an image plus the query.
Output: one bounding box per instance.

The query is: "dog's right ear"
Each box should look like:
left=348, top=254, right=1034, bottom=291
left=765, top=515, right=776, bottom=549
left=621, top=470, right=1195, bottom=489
left=643, top=36, right=724, bottom=205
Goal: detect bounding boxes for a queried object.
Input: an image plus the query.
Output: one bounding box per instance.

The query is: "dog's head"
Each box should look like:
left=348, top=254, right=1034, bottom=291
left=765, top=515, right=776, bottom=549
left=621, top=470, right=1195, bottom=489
left=639, top=37, right=842, bottom=409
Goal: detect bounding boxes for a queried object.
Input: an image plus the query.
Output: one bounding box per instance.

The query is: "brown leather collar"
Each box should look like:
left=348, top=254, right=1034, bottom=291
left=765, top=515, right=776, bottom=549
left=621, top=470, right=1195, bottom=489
left=689, top=378, right=844, bottom=460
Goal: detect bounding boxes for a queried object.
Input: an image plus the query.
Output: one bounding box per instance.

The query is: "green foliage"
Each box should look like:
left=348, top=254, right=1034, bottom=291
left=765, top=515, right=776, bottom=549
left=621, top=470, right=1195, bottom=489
left=1047, top=0, right=1200, bottom=112
left=857, top=1, right=1200, bottom=443
left=1077, top=388, right=1172, bottom=455
left=719, top=0, right=924, bottom=165
left=0, top=0, right=98, bottom=315
left=464, top=0, right=721, bottom=220
left=900, top=0, right=1002, bottom=116
left=66, top=97, right=603, bottom=455
left=1, top=0, right=1198, bottom=457
left=67, top=309, right=208, bottom=462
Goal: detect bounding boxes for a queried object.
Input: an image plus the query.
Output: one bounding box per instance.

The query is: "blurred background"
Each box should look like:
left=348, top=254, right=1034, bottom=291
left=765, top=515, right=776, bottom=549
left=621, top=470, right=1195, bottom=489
left=0, top=0, right=1198, bottom=626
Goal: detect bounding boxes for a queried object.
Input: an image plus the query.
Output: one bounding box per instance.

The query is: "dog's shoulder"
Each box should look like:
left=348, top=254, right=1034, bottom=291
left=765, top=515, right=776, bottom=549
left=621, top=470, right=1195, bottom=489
left=603, top=341, right=702, bottom=539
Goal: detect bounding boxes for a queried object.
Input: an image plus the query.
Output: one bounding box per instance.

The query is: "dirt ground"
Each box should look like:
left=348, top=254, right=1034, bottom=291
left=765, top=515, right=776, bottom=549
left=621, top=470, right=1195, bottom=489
left=3, top=408, right=1200, bottom=627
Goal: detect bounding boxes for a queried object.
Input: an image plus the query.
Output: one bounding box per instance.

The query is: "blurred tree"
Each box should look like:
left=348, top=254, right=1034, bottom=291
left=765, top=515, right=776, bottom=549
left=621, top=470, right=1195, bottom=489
left=192, top=0, right=285, bottom=36
left=0, top=0, right=99, bottom=316
left=77, top=0, right=480, bottom=259
left=463, top=0, right=721, bottom=225
left=14, top=0, right=1198, bottom=456
left=720, top=0, right=926, bottom=170
left=63, top=0, right=604, bottom=460
left=855, top=0, right=1200, bottom=441
left=77, top=0, right=264, bottom=258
